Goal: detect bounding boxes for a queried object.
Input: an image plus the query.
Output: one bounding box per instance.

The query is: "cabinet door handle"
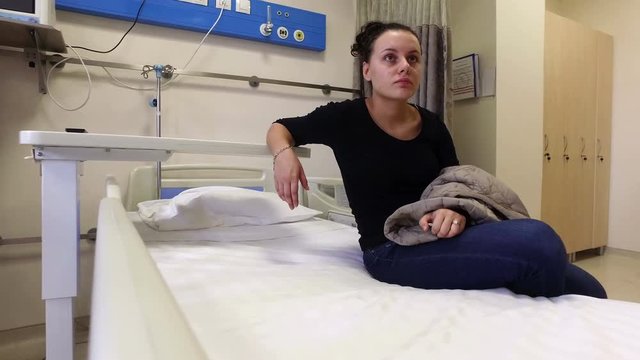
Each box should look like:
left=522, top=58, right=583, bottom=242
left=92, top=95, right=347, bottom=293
left=597, top=138, right=605, bottom=162
left=563, top=135, right=570, bottom=161
left=544, top=134, right=551, bottom=161
left=580, top=137, right=588, bottom=161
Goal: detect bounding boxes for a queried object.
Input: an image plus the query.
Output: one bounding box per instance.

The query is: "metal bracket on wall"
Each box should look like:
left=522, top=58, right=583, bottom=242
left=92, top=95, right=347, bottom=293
left=26, top=30, right=48, bottom=94
left=0, top=18, right=66, bottom=94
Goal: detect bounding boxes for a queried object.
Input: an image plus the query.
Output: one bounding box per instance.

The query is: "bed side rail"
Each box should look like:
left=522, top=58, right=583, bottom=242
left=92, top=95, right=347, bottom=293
left=90, top=180, right=206, bottom=360
left=303, top=177, right=352, bottom=218
left=105, top=176, right=122, bottom=200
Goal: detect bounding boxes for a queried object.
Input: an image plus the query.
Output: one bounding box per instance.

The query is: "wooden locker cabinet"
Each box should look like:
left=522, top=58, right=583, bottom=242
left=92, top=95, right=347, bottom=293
left=593, top=31, right=613, bottom=249
left=542, top=12, right=612, bottom=255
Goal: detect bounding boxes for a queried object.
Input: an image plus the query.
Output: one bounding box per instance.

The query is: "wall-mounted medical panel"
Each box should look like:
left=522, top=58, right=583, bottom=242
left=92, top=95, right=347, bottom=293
left=56, top=0, right=326, bottom=51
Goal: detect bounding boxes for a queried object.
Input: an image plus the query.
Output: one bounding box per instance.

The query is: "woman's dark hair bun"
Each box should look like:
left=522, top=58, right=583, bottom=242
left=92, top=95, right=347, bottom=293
left=351, top=21, right=418, bottom=63
left=350, top=44, right=360, bottom=58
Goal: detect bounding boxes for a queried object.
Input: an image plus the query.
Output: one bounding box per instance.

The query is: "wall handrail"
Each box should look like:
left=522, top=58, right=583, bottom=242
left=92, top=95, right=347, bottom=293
left=44, top=53, right=361, bottom=95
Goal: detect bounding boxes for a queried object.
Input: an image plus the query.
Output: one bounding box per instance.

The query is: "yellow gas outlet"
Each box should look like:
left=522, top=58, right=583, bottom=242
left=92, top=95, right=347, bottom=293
left=293, top=29, right=305, bottom=42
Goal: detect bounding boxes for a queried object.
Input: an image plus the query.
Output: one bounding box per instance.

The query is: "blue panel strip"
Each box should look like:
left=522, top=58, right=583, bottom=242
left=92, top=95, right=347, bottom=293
left=161, top=186, right=264, bottom=199
left=56, top=0, right=325, bottom=51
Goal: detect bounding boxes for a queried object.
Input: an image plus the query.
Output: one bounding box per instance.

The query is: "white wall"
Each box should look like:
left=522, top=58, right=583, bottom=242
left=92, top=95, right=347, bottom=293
left=0, top=0, right=356, bottom=330
left=495, top=0, right=545, bottom=218
left=449, top=0, right=497, bottom=175
left=545, top=0, right=640, bottom=251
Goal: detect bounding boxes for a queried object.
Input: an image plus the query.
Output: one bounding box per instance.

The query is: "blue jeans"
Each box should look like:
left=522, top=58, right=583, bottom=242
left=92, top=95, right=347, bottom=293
left=363, top=219, right=607, bottom=298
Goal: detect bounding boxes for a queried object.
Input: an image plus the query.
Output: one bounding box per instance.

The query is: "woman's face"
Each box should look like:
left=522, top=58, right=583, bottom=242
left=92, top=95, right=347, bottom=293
left=362, top=30, right=422, bottom=101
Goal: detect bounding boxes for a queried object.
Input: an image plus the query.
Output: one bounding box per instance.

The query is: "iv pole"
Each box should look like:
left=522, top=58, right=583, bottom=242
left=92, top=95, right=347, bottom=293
left=145, top=64, right=175, bottom=199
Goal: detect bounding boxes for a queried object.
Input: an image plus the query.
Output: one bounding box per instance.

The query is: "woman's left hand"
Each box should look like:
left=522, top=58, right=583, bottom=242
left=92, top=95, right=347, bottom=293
left=419, top=209, right=466, bottom=238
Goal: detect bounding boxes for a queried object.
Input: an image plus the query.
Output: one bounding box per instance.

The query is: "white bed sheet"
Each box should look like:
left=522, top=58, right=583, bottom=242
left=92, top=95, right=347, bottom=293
left=130, top=214, right=640, bottom=360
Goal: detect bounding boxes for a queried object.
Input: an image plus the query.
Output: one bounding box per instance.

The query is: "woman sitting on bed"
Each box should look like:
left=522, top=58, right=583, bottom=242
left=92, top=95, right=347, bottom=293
left=266, top=21, right=606, bottom=299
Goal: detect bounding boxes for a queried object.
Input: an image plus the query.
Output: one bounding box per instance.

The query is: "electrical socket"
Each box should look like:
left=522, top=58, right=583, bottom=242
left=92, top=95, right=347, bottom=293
left=215, top=0, right=231, bottom=10
left=236, top=0, right=251, bottom=14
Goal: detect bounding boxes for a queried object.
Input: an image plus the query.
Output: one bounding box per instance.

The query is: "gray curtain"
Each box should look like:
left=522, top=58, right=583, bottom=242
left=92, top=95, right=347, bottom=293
left=355, top=0, right=452, bottom=126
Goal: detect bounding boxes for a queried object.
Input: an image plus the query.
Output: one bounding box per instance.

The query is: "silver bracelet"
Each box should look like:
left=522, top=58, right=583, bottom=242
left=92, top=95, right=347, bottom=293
left=272, top=145, right=294, bottom=168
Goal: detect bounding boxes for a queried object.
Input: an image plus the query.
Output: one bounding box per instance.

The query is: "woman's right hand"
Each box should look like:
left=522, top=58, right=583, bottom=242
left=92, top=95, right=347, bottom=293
left=273, top=148, right=309, bottom=209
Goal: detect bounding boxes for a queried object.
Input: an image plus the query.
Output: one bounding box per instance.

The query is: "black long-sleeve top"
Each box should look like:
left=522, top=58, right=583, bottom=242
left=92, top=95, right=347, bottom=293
left=276, top=98, right=459, bottom=250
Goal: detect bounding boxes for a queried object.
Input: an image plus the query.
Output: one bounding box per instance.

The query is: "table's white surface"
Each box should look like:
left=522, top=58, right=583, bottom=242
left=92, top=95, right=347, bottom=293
left=19, top=130, right=310, bottom=157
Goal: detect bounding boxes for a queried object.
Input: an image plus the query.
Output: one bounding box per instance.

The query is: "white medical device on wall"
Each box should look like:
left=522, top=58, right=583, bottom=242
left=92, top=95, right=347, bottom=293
left=0, top=0, right=55, bottom=26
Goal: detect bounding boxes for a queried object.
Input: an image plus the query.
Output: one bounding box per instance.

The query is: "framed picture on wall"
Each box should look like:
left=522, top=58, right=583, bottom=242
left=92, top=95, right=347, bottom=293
left=452, top=53, right=479, bottom=101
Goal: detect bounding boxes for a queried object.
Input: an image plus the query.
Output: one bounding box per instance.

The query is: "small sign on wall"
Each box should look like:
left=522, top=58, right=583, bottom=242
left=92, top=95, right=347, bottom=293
left=452, top=54, right=480, bottom=101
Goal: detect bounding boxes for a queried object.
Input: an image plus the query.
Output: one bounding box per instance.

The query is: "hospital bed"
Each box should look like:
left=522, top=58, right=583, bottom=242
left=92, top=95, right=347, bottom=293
left=20, top=130, right=640, bottom=360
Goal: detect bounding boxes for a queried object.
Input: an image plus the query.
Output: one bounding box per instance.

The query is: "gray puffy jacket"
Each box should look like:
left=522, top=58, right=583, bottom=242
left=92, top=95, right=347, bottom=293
left=384, top=165, right=529, bottom=246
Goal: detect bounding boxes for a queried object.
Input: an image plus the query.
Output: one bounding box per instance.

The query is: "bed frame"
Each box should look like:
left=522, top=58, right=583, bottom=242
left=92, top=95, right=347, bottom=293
left=19, top=130, right=310, bottom=360
left=92, top=178, right=206, bottom=359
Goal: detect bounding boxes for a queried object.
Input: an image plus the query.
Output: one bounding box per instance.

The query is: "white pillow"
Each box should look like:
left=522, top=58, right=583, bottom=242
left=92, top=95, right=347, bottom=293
left=137, top=186, right=321, bottom=231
